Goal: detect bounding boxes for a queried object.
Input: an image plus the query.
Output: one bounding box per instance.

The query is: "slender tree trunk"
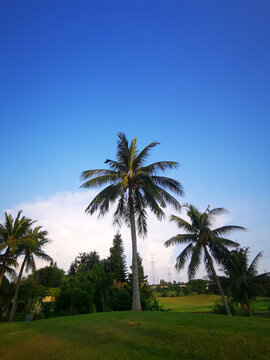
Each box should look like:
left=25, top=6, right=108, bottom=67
left=244, top=291, right=252, bottom=317
left=129, top=196, right=142, bottom=311
left=9, top=256, right=27, bottom=322
left=203, top=245, right=232, bottom=316
left=0, top=248, right=10, bottom=287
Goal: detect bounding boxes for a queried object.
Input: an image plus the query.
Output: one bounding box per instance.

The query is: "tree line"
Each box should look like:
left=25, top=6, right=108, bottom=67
left=1, top=132, right=269, bottom=319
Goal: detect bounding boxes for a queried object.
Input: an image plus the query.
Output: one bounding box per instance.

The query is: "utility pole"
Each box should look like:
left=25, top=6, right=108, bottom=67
left=150, top=253, right=157, bottom=285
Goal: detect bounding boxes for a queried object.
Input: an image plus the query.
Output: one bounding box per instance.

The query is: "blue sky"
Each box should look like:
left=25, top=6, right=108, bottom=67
left=0, top=1, right=269, bottom=278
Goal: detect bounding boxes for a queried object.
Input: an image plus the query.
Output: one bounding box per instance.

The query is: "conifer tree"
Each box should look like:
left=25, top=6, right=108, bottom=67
left=107, top=233, right=127, bottom=283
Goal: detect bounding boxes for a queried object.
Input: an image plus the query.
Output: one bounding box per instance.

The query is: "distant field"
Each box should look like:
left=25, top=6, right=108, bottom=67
left=158, top=295, right=220, bottom=312
left=0, top=311, right=270, bottom=360
left=157, top=295, right=270, bottom=314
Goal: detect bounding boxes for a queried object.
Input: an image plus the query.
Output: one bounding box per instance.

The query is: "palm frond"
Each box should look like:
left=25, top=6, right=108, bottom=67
left=165, top=234, right=197, bottom=247
left=155, top=187, right=181, bottom=211
left=116, top=132, right=129, bottom=166
left=213, top=236, right=239, bottom=248
left=213, top=225, right=247, bottom=236
left=132, top=142, right=160, bottom=169
left=175, top=243, right=194, bottom=270
left=208, top=208, right=228, bottom=216
left=169, top=215, right=197, bottom=233
left=86, top=183, right=123, bottom=216
left=140, top=161, right=177, bottom=174
left=152, top=176, right=184, bottom=196
left=248, top=251, right=263, bottom=277
left=104, top=160, right=126, bottom=172
left=188, top=243, right=202, bottom=279
left=80, top=169, right=117, bottom=180
left=80, top=174, right=120, bottom=189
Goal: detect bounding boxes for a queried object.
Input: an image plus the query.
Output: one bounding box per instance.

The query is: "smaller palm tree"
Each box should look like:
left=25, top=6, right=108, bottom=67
left=0, top=253, right=17, bottom=281
left=0, top=211, right=34, bottom=286
left=165, top=204, right=246, bottom=316
left=221, top=247, right=270, bottom=316
left=9, top=226, right=52, bottom=322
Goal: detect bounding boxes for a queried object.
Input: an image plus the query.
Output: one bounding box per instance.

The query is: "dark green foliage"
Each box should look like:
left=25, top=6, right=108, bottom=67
left=0, top=276, right=14, bottom=320
left=187, top=279, right=208, bottom=294
left=67, top=251, right=100, bottom=276
left=220, top=247, right=270, bottom=315
left=212, top=299, right=239, bottom=315
left=107, top=233, right=127, bottom=283
left=56, top=274, right=95, bottom=315
left=35, top=263, right=65, bottom=287
left=13, top=276, right=47, bottom=319
left=57, top=259, right=115, bottom=315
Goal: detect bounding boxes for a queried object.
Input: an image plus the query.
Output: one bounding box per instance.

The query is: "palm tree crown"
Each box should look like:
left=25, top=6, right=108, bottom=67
left=81, top=132, right=184, bottom=310
left=165, top=203, right=246, bottom=315
left=221, top=247, right=270, bottom=316
left=9, top=226, right=52, bottom=321
left=81, top=132, right=183, bottom=234
left=0, top=211, right=34, bottom=286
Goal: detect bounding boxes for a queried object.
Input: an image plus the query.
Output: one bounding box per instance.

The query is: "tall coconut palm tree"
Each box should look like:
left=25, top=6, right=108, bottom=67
left=9, top=226, right=52, bottom=322
left=165, top=204, right=246, bottom=316
left=220, top=247, right=270, bottom=316
left=0, top=211, right=34, bottom=286
left=81, top=132, right=183, bottom=311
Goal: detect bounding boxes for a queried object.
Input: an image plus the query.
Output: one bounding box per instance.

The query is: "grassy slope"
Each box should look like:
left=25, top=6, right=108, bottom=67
left=1, top=312, right=270, bottom=360
left=158, top=295, right=220, bottom=312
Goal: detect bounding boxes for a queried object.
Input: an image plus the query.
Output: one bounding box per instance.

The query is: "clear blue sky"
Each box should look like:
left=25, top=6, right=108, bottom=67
left=1, top=1, right=270, bottom=268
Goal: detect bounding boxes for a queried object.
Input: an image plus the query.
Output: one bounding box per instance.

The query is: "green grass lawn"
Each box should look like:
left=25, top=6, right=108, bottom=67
left=158, top=294, right=220, bottom=312
left=0, top=311, right=270, bottom=360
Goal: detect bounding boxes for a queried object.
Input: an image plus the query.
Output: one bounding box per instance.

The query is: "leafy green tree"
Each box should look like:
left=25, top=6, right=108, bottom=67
left=221, top=247, right=270, bottom=316
left=107, top=232, right=127, bottom=283
left=67, top=251, right=100, bottom=276
left=165, top=204, right=246, bottom=316
left=0, top=276, right=14, bottom=320
left=56, top=274, right=95, bottom=315
left=9, top=226, right=52, bottom=322
left=81, top=132, right=183, bottom=311
left=35, top=263, right=65, bottom=287
left=0, top=211, right=34, bottom=286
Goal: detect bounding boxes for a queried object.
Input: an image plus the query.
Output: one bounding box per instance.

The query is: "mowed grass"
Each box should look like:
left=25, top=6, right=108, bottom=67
left=158, top=295, right=220, bottom=312
left=0, top=311, right=270, bottom=360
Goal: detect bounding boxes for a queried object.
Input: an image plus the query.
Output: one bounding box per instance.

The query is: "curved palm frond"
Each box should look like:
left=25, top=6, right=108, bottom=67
left=169, top=215, right=197, bottom=233
left=152, top=176, right=184, bottom=196
left=86, top=183, right=123, bottom=216
left=213, top=225, right=247, bottom=236
left=132, top=143, right=160, bottom=169
left=165, top=234, right=197, bottom=247
left=188, top=243, right=202, bottom=280
left=248, top=251, right=263, bottom=277
left=155, top=187, right=181, bottom=211
left=175, top=243, right=194, bottom=270
left=80, top=174, right=120, bottom=189
left=140, top=161, right=178, bottom=174
left=80, top=169, right=117, bottom=180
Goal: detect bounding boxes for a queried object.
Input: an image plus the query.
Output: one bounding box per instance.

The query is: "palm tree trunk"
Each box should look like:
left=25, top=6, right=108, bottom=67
left=0, top=248, right=10, bottom=287
left=9, top=256, right=27, bottom=322
left=129, top=196, right=142, bottom=311
left=203, top=245, right=232, bottom=316
left=244, top=291, right=252, bottom=317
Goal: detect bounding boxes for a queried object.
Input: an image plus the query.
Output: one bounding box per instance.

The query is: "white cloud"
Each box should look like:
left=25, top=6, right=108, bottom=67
left=4, top=191, right=183, bottom=281
left=4, top=191, right=258, bottom=284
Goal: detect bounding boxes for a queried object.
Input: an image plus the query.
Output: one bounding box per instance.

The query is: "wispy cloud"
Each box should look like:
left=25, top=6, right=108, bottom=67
left=4, top=191, right=266, bottom=283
